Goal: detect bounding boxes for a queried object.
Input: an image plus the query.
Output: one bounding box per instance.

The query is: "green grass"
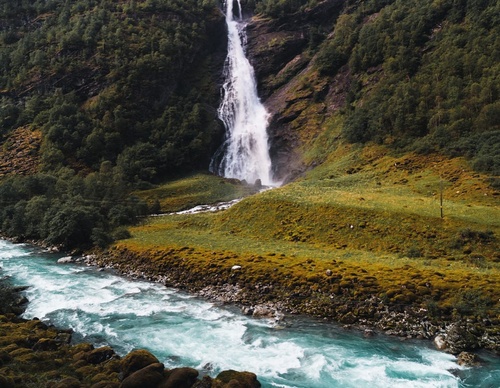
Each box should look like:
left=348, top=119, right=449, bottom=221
left=133, top=173, right=260, bottom=212
left=119, top=145, right=499, bottom=318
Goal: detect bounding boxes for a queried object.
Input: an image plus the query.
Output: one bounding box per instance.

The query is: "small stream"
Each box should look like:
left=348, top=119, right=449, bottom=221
left=1, top=240, right=499, bottom=387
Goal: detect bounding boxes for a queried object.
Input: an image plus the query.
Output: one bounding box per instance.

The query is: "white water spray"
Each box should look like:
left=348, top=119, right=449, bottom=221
left=210, top=0, right=273, bottom=186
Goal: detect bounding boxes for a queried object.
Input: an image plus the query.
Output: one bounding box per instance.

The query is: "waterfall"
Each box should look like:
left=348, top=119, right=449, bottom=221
left=210, top=0, right=273, bottom=186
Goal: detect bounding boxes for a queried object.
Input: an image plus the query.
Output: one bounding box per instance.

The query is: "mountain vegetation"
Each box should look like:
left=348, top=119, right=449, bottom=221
left=1, top=0, right=498, bottom=248
left=0, top=0, right=498, bottom=351
left=0, top=0, right=226, bottom=248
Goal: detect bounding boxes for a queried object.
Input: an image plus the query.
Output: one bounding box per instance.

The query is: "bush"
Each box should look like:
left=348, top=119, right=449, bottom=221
left=315, top=42, right=348, bottom=76
left=454, top=289, right=492, bottom=317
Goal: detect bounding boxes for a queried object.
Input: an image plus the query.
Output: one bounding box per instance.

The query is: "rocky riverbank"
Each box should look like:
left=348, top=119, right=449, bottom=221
left=0, top=274, right=261, bottom=388
left=84, top=246, right=499, bottom=365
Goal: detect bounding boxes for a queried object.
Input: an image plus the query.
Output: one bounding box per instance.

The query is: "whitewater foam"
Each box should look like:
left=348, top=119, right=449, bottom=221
left=1, top=240, right=498, bottom=388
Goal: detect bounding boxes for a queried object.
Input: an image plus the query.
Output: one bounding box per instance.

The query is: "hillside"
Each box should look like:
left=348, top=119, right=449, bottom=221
left=97, top=142, right=499, bottom=355
left=1, top=0, right=499, bottom=247
left=0, top=0, right=499, bottom=358
left=245, top=0, right=499, bottom=183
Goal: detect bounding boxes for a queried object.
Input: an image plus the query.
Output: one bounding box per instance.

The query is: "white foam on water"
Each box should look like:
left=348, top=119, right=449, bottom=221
left=1, top=240, right=498, bottom=388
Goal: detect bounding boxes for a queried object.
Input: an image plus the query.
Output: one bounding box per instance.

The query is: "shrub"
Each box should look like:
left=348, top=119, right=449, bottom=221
left=454, top=289, right=492, bottom=317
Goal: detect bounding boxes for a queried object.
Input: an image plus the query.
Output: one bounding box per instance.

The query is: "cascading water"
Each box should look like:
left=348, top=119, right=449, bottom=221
left=210, top=0, right=273, bottom=186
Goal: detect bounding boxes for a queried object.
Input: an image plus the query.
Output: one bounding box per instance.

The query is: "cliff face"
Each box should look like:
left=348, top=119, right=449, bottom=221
left=245, top=0, right=346, bottom=182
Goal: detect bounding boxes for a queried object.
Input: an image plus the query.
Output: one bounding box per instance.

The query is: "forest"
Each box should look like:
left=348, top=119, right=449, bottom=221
left=0, top=0, right=225, bottom=249
left=0, top=0, right=498, bottom=249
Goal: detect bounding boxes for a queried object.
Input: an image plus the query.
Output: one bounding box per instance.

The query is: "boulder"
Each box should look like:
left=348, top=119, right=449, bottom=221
left=33, top=338, right=59, bottom=351
left=87, top=346, right=116, bottom=364
left=434, top=334, right=447, bottom=351
left=251, top=305, right=274, bottom=318
left=120, top=363, right=165, bottom=388
left=90, top=382, right=120, bottom=388
left=192, top=376, right=214, bottom=388
left=457, top=351, right=481, bottom=367
left=58, top=256, right=73, bottom=263
left=160, top=367, right=199, bottom=388
left=120, top=349, right=160, bottom=379
left=216, top=370, right=261, bottom=388
left=443, top=322, right=481, bottom=354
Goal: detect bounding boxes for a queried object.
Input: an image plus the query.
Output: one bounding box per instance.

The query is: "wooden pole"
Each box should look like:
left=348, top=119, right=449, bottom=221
left=440, top=179, right=443, bottom=219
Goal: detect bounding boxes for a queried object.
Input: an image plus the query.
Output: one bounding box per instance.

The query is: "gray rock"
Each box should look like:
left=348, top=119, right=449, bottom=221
left=57, top=256, right=73, bottom=263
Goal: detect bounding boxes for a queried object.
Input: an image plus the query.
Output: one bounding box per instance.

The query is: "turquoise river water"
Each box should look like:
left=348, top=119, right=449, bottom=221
left=1, top=240, right=498, bottom=387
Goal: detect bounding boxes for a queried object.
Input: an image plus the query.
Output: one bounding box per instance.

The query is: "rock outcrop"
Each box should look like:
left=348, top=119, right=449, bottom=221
left=243, top=1, right=347, bottom=182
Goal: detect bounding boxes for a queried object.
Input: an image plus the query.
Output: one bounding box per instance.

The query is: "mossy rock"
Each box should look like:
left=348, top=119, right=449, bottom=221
left=103, top=358, right=121, bottom=374
left=71, top=343, right=95, bottom=355
left=86, top=346, right=116, bottom=364
left=53, top=377, right=81, bottom=388
left=120, top=362, right=165, bottom=388
left=90, top=381, right=120, bottom=388
left=161, top=367, right=199, bottom=388
left=0, top=351, right=12, bottom=366
left=76, top=365, right=99, bottom=378
left=9, top=347, right=32, bottom=358
left=33, top=338, right=59, bottom=351
left=120, top=349, right=160, bottom=379
left=216, top=370, right=261, bottom=388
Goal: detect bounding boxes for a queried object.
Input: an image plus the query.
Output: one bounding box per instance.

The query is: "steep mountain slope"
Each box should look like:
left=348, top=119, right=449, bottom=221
left=0, top=0, right=499, bottom=249
left=244, top=0, right=499, bottom=183
left=1, top=0, right=226, bottom=178
left=0, top=0, right=227, bottom=248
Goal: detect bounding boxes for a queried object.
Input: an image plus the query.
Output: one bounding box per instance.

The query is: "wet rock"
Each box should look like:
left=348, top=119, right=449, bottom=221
left=457, top=351, right=481, bottom=367
left=251, top=305, right=274, bottom=318
left=160, top=367, right=199, bottom=388
left=443, top=322, right=481, bottom=354
left=58, top=256, right=74, bottom=263
left=364, top=329, right=375, bottom=338
left=241, top=306, right=254, bottom=316
left=120, top=349, right=160, bottom=379
left=434, top=334, right=447, bottom=351
left=87, top=346, right=116, bottom=364
left=120, top=362, right=164, bottom=388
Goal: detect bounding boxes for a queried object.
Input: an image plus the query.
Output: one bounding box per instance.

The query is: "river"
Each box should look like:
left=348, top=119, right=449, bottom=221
left=1, top=239, right=498, bottom=387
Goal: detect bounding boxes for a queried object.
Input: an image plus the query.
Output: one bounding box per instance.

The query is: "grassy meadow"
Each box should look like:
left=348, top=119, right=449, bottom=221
left=114, top=141, right=499, bottom=321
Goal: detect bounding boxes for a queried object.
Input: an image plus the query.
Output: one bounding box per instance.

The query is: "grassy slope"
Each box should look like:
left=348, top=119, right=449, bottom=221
left=114, top=137, right=499, bottom=323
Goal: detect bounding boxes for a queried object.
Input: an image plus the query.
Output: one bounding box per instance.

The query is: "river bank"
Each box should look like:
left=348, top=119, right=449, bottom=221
left=86, top=245, right=499, bottom=364
left=3, top=238, right=500, bottom=387
left=0, top=245, right=262, bottom=388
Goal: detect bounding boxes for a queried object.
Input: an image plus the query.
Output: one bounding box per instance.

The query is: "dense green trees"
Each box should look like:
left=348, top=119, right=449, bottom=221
left=0, top=167, right=148, bottom=249
left=0, top=0, right=225, bottom=248
left=0, top=0, right=224, bottom=177
left=311, top=0, right=499, bottom=175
